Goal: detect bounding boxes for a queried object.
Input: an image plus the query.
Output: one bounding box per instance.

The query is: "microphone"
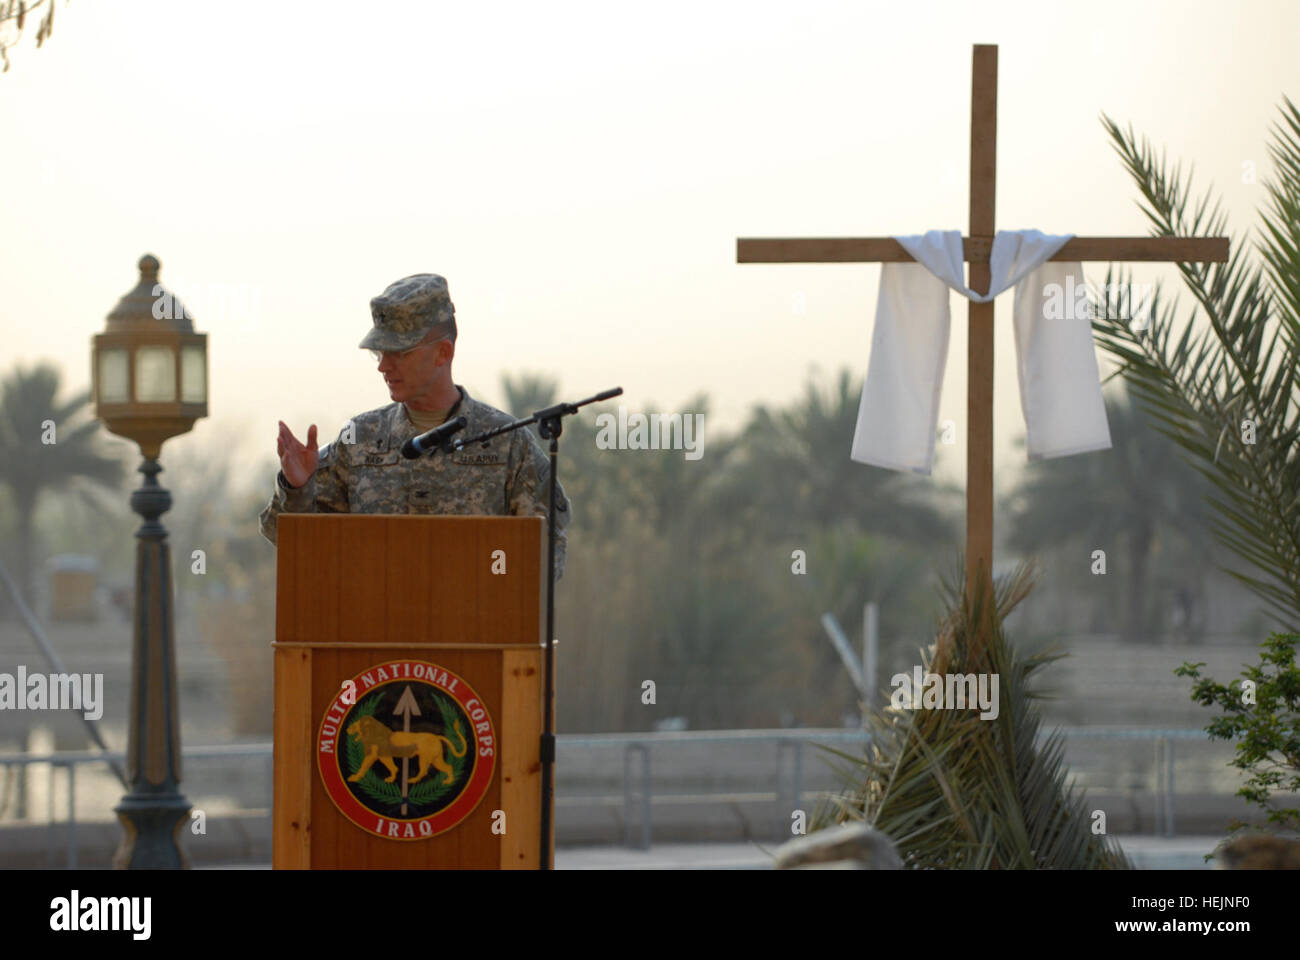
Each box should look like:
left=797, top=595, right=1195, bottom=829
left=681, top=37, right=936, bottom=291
left=401, top=416, right=468, bottom=459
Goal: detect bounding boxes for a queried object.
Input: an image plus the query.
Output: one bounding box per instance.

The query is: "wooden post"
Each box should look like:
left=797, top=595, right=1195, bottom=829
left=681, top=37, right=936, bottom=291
left=966, top=44, right=998, bottom=656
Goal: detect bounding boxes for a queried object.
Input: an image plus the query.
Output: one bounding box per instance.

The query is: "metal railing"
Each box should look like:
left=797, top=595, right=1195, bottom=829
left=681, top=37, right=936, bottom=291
left=564, top=727, right=874, bottom=849
left=0, top=726, right=1209, bottom=865
left=564, top=726, right=1208, bottom=848
left=1060, top=727, right=1207, bottom=839
left=0, top=743, right=272, bottom=869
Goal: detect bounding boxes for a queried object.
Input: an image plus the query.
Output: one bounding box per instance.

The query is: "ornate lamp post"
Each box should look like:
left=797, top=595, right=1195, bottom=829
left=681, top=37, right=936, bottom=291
left=92, top=254, right=208, bottom=868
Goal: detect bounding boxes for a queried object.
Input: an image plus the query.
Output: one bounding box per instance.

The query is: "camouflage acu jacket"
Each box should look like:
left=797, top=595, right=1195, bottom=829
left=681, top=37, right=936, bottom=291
left=258, top=386, right=569, bottom=576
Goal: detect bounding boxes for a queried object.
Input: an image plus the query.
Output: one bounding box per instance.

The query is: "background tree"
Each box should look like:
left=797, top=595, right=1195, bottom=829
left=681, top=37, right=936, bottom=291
left=0, top=0, right=65, bottom=73
left=1002, top=384, right=1218, bottom=642
left=724, top=368, right=960, bottom=545
left=1092, top=98, right=1300, bottom=632
left=536, top=368, right=961, bottom=731
left=780, top=523, right=942, bottom=711
left=722, top=369, right=960, bottom=705
left=0, top=362, right=125, bottom=616
left=500, top=371, right=560, bottom=439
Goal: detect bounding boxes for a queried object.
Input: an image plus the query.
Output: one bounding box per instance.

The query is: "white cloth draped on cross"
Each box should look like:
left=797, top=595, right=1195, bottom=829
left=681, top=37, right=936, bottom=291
left=850, top=228, right=1113, bottom=475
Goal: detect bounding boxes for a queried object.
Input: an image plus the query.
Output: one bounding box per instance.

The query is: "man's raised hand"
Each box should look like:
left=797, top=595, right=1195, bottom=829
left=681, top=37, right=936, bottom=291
left=277, top=421, right=319, bottom=488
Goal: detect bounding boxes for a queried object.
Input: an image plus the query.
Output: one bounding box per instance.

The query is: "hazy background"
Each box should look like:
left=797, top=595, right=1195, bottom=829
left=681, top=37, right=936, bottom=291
left=0, top=0, right=1295, bottom=859
left=1, top=0, right=1294, bottom=486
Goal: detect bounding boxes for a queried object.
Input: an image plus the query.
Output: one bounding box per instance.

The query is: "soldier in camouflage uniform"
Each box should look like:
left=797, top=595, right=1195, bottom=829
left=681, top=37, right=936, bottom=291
left=258, top=273, right=569, bottom=576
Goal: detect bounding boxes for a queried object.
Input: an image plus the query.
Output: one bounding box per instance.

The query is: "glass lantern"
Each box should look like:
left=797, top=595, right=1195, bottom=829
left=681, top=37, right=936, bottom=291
left=92, top=254, right=208, bottom=460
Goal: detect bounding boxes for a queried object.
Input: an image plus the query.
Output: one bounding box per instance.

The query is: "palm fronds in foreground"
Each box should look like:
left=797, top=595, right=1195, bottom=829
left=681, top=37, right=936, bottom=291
left=1092, top=99, right=1300, bottom=631
left=814, top=560, right=1131, bottom=869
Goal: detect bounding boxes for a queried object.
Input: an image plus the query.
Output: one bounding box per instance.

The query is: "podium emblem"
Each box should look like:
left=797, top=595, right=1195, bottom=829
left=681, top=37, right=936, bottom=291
left=316, top=660, right=497, bottom=840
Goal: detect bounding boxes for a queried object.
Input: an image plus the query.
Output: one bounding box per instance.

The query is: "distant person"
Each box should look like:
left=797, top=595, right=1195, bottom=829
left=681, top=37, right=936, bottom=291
left=258, top=274, right=569, bottom=575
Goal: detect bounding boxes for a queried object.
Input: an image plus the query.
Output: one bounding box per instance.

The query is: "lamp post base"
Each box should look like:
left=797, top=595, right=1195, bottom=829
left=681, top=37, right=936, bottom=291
left=113, top=793, right=192, bottom=870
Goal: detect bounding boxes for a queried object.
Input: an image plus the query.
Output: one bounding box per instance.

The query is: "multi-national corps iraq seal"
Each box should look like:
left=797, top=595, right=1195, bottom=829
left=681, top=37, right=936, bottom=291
left=317, top=660, right=496, bottom=840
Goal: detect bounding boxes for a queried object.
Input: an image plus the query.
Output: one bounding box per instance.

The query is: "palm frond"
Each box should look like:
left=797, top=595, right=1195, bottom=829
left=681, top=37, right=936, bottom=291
left=1093, top=106, right=1300, bottom=631
left=814, top=559, right=1131, bottom=869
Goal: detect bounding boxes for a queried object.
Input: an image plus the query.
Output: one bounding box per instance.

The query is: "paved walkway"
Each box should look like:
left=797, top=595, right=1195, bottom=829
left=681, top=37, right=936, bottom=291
left=555, top=835, right=1223, bottom=870
left=557, top=842, right=775, bottom=870
left=201, top=835, right=1225, bottom=870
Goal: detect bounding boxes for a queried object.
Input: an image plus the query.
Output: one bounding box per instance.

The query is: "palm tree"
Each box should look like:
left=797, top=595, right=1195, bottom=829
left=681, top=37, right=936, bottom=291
left=0, top=363, right=126, bottom=615
left=1090, top=99, right=1300, bottom=632
left=721, top=367, right=960, bottom=547
left=538, top=385, right=755, bottom=729
left=0, top=0, right=64, bottom=73
left=817, top=559, right=1130, bottom=869
left=1086, top=99, right=1300, bottom=827
left=499, top=371, right=559, bottom=438
left=534, top=369, right=957, bottom=729
left=710, top=370, right=960, bottom=723
left=780, top=523, right=945, bottom=713
left=1001, top=384, right=1218, bottom=642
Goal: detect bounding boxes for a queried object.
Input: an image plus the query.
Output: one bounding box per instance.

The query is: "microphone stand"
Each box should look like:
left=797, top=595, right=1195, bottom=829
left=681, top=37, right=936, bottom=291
left=445, top=385, right=622, bottom=870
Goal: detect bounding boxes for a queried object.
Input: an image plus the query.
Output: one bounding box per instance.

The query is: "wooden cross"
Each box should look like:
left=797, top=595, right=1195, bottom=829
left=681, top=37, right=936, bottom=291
left=738, top=44, right=1227, bottom=651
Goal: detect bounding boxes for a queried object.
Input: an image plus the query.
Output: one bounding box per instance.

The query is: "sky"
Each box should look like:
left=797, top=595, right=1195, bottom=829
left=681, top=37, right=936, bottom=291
left=1, top=0, right=1296, bottom=492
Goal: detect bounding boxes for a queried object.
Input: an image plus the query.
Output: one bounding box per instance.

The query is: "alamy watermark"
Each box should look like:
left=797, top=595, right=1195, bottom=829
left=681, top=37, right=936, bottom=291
left=594, top=406, right=705, bottom=461
left=0, top=666, right=103, bottom=720
left=152, top=278, right=262, bottom=325
left=50, top=891, right=150, bottom=940
left=890, top=666, right=999, bottom=720
left=1043, top=277, right=1154, bottom=330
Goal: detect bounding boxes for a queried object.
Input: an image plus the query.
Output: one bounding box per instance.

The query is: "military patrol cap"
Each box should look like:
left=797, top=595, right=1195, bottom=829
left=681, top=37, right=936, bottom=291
left=360, top=273, right=458, bottom=351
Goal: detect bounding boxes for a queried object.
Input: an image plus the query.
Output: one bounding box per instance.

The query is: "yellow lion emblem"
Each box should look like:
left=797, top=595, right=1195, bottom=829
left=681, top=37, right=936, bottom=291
left=346, top=714, right=468, bottom=786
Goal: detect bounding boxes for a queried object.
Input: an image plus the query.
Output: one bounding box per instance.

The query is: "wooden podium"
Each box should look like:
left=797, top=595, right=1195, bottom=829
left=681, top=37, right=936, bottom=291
left=271, top=515, right=548, bottom=869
